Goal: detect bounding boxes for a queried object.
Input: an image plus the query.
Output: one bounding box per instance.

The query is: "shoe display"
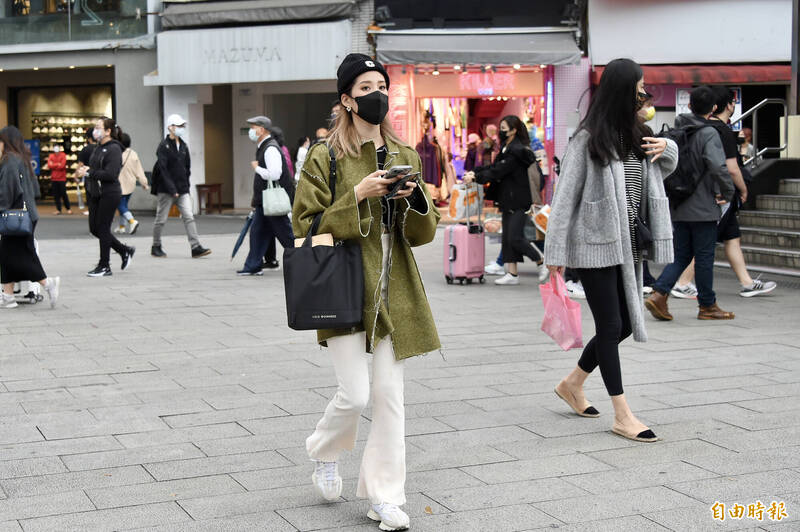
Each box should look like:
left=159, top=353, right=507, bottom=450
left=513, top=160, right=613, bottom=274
left=484, top=262, right=505, bottom=275
left=494, top=272, right=519, bottom=285
left=151, top=245, right=167, bottom=258
left=670, top=282, right=698, bottom=299
left=191, top=245, right=212, bottom=258
left=121, top=246, right=135, bottom=271
left=697, top=303, right=735, bottom=320
left=44, top=277, right=60, bottom=309
left=87, top=265, right=112, bottom=277
left=645, top=291, right=673, bottom=321
left=565, top=280, right=586, bottom=299
left=739, top=278, right=776, bottom=298
left=311, top=461, right=342, bottom=502
left=368, top=503, right=410, bottom=531
left=237, top=269, right=264, bottom=276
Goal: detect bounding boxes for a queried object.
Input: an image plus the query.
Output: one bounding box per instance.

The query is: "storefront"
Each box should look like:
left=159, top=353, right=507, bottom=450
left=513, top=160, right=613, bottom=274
left=373, top=27, right=581, bottom=201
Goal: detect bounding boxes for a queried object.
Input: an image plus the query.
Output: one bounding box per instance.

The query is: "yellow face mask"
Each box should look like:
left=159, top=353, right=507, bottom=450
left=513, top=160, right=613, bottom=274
left=643, top=106, right=656, bottom=121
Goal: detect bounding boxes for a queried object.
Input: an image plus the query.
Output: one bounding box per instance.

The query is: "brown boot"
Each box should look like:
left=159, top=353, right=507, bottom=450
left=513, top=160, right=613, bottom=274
left=698, top=302, right=735, bottom=320
left=645, top=291, right=673, bottom=321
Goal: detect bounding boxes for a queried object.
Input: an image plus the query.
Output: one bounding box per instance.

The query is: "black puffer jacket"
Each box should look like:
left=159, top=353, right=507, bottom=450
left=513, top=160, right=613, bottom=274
left=474, top=138, right=537, bottom=211
left=86, top=139, right=124, bottom=198
left=153, top=136, right=191, bottom=196
left=0, top=154, right=40, bottom=223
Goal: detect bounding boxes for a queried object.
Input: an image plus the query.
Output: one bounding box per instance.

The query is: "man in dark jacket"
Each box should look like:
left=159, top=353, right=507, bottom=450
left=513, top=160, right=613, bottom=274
left=150, top=114, right=210, bottom=258
left=646, top=86, right=736, bottom=321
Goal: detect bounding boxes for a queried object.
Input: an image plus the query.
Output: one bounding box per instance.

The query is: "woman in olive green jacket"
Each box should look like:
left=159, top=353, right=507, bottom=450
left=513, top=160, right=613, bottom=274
left=293, top=54, right=439, bottom=531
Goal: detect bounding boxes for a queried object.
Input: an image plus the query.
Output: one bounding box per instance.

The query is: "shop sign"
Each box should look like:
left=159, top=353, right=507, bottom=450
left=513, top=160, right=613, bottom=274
left=24, top=140, right=40, bottom=176
left=149, top=20, right=351, bottom=86
left=676, top=87, right=742, bottom=130
left=458, top=73, right=516, bottom=96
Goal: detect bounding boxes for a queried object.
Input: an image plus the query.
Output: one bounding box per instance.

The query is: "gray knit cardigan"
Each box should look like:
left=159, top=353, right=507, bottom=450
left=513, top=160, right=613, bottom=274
left=544, top=130, right=679, bottom=342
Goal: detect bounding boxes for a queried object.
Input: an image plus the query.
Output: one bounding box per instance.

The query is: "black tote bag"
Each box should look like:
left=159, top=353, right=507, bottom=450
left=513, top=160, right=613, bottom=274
left=283, top=146, right=364, bottom=331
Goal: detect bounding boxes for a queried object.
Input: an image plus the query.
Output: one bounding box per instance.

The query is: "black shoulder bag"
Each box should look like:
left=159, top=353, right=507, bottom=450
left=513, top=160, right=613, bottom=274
left=283, top=146, right=364, bottom=331
left=0, top=172, right=33, bottom=237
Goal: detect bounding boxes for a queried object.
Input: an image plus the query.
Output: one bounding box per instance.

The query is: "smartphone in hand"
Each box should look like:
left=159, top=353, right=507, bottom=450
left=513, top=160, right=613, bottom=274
left=385, top=172, right=419, bottom=199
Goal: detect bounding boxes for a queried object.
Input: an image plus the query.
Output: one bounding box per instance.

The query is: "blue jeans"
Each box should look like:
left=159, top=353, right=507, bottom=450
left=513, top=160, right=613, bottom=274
left=653, top=221, right=718, bottom=307
left=243, top=210, right=293, bottom=272
left=118, top=194, right=131, bottom=216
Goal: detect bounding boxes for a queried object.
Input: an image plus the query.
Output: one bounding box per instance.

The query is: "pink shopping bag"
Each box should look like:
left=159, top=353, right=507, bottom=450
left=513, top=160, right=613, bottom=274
left=540, top=272, right=584, bottom=350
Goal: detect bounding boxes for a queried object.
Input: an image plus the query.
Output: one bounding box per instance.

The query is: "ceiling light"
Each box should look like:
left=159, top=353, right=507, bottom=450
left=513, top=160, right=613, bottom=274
left=539, top=64, right=546, bottom=69
left=33, top=67, right=39, bottom=71
left=106, top=64, right=113, bottom=68
left=453, top=64, right=461, bottom=70
left=69, top=65, right=76, bottom=69
left=513, top=64, right=521, bottom=70
left=432, top=65, right=440, bottom=76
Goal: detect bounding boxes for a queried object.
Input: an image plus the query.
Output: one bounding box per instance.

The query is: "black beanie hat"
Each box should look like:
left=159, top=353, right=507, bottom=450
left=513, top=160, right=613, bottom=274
left=336, top=53, right=390, bottom=96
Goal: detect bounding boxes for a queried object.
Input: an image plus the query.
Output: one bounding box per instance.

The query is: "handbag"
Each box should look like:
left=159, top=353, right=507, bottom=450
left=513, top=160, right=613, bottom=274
left=0, top=173, right=33, bottom=237
left=283, top=146, right=364, bottom=331
left=540, top=273, right=583, bottom=351
left=262, top=179, right=292, bottom=216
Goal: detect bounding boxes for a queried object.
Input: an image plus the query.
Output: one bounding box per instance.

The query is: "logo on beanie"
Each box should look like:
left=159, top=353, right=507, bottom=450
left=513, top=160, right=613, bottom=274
left=365, top=60, right=375, bottom=67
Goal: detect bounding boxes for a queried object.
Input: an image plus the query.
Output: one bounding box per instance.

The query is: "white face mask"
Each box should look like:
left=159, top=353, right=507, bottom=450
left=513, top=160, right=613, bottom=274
left=248, top=128, right=259, bottom=142
left=174, top=126, right=186, bottom=139
left=93, top=128, right=104, bottom=141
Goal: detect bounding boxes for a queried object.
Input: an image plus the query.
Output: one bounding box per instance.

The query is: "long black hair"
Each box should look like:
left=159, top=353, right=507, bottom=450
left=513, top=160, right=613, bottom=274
left=0, top=125, right=36, bottom=177
left=500, top=115, right=531, bottom=147
left=98, top=116, right=123, bottom=142
left=580, top=58, right=648, bottom=164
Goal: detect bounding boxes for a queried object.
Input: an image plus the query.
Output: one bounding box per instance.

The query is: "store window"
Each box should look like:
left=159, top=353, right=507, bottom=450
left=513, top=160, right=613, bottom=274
left=1, top=0, right=147, bottom=45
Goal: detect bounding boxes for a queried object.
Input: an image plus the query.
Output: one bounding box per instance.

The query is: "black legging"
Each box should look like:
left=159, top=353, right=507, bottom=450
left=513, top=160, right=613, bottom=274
left=51, top=181, right=71, bottom=212
left=88, top=193, right=126, bottom=268
left=574, top=266, right=632, bottom=396
left=501, top=209, right=541, bottom=263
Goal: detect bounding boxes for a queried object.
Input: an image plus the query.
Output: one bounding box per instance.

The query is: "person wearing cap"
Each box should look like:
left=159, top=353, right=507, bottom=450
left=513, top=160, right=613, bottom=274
left=237, top=116, right=295, bottom=276
left=295, top=53, right=440, bottom=532
left=150, top=114, right=211, bottom=258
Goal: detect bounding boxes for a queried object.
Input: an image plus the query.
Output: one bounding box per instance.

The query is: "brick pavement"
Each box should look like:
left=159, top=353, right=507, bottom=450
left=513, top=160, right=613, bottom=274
left=0, top=226, right=798, bottom=531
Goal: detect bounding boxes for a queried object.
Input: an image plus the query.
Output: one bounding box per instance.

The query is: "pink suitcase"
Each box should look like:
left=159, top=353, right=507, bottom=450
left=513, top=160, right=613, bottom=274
left=444, top=185, right=485, bottom=285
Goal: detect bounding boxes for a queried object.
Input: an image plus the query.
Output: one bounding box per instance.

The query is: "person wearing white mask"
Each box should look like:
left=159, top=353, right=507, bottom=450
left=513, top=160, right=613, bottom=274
left=150, top=114, right=210, bottom=258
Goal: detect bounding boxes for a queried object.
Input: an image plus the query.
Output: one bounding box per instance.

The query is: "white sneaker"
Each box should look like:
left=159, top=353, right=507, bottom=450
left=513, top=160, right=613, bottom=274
left=484, top=262, right=505, bottom=275
left=670, top=282, right=698, bottom=299
left=129, top=219, right=140, bottom=235
left=739, top=278, right=777, bottom=297
left=311, top=461, right=342, bottom=502
left=537, top=263, right=549, bottom=284
left=642, top=285, right=654, bottom=295
left=113, top=225, right=126, bottom=234
left=0, top=293, right=18, bottom=309
left=44, top=277, right=60, bottom=309
left=368, top=503, right=410, bottom=531
left=565, top=280, right=586, bottom=299
left=494, top=272, right=519, bottom=285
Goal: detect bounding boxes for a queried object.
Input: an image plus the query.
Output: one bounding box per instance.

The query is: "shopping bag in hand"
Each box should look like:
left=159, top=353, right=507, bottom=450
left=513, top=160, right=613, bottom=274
left=540, top=273, right=583, bottom=350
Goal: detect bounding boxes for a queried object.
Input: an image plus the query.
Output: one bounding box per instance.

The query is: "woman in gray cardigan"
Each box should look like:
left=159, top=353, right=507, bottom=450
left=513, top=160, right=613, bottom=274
left=545, top=59, right=678, bottom=443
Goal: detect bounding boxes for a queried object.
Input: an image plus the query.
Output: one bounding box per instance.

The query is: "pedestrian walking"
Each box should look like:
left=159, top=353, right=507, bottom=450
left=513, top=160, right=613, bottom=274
left=545, top=58, right=679, bottom=443
left=294, top=136, right=310, bottom=183
left=0, top=126, right=60, bottom=308
left=237, top=116, right=294, bottom=276
left=645, top=86, right=736, bottom=321
left=77, top=117, right=135, bottom=277
left=261, top=125, right=297, bottom=270
left=114, top=133, right=150, bottom=235
left=150, top=114, right=211, bottom=258
left=463, top=115, right=542, bottom=285
left=47, top=145, right=71, bottom=214
left=294, top=53, right=440, bottom=531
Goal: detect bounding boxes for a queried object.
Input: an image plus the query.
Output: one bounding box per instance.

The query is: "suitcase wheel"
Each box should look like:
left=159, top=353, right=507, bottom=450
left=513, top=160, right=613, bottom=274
left=445, top=276, right=453, bottom=285
left=479, top=276, right=485, bottom=284
left=459, top=278, right=465, bottom=285
left=466, top=278, right=473, bottom=285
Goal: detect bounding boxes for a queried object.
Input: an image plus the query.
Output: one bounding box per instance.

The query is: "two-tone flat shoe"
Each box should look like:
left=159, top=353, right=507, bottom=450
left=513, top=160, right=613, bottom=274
left=554, top=386, right=600, bottom=418
left=612, top=425, right=659, bottom=443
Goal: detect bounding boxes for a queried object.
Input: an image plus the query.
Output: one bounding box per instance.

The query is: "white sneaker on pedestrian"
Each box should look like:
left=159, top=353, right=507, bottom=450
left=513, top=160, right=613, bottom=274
left=113, top=225, right=126, bottom=234
left=537, top=263, right=549, bottom=284
left=484, top=262, right=505, bottom=275
left=311, top=461, right=342, bottom=502
left=670, top=282, right=698, bottom=299
left=129, top=219, right=140, bottom=235
left=642, top=285, right=654, bottom=295
left=565, top=280, right=586, bottom=299
left=44, top=277, right=60, bottom=309
left=739, top=278, right=777, bottom=298
left=0, top=293, right=18, bottom=309
left=368, top=503, right=410, bottom=531
left=494, top=272, right=519, bottom=285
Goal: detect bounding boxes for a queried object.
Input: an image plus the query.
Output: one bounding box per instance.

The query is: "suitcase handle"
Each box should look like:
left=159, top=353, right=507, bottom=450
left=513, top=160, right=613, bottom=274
left=448, top=243, right=456, bottom=262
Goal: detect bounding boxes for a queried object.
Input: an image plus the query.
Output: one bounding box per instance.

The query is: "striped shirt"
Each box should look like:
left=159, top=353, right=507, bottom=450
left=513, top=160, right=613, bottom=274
left=623, top=151, right=643, bottom=262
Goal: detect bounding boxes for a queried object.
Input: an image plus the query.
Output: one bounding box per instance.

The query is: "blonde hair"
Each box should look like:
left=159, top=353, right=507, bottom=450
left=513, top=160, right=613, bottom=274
left=327, top=98, right=405, bottom=159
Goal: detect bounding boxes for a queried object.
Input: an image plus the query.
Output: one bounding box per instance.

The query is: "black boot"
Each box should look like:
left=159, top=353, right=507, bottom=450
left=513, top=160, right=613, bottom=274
left=151, top=245, right=167, bottom=258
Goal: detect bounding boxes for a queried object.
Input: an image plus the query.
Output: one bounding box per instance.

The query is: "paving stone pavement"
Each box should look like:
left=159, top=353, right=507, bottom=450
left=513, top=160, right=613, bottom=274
left=0, top=223, right=798, bottom=531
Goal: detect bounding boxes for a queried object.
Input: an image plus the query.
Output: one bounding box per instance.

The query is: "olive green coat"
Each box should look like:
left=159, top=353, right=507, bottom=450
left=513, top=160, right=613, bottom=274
left=292, top=138, right=441, bottom=360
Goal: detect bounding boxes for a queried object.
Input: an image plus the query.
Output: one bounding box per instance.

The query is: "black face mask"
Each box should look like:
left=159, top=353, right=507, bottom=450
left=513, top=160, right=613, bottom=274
left=354, top=91, right=389, bottom=125
left=498, top=130, right=509, bottom=144
left=736, top=136, right=746, bottom=145
left=636, top=91, right=649, bottom=110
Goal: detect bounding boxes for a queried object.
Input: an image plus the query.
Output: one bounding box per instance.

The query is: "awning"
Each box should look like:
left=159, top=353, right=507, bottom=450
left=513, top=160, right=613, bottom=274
left=374, top=28, right=581, bottom=66
left=591, top=64, right=793, bottom=85
left=161, top=0, right=357, bottom=29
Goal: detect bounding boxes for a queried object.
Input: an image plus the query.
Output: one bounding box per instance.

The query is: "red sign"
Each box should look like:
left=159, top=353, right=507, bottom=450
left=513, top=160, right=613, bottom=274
left=458, top=73, right=516, bottom=95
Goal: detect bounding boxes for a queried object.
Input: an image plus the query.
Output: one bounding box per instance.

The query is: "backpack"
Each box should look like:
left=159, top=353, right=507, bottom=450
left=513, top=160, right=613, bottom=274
left=658, top=124, right=708, bottom=206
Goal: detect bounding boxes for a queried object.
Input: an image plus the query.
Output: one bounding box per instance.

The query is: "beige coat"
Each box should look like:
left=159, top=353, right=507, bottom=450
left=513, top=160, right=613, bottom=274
left=119, top=148, right=149, bottom=195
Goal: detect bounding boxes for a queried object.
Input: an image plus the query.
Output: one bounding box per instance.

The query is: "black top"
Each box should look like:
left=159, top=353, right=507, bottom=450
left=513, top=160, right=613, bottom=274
left=153, top=136, right=191, bottom=196
left=708, top=118, right=738, bottom=160
left=78, top=144, right=96, bottom=166
left=0, top=155, right=40, bottom=223
left=473, top=138, right=537, bottom=211
left=86, top=140, right=123, bottom=197
left=251, top=138, right=271, bottom=207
